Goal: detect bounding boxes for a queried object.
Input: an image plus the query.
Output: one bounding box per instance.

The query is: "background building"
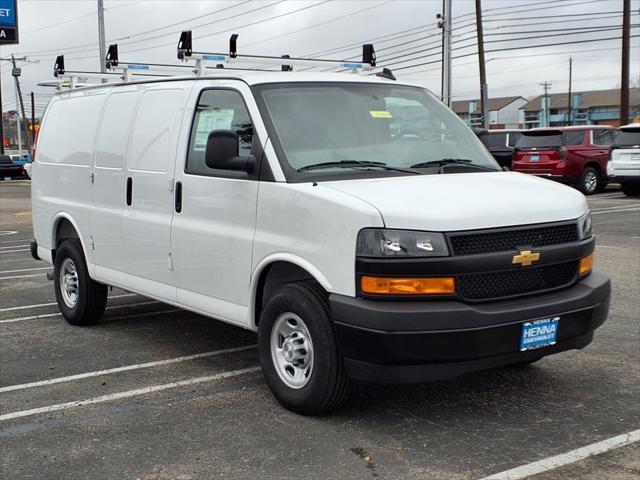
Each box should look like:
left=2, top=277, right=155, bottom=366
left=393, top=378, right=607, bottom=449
left=452, top=96, right=528, bottom=129
left=520, top=88, right=640, bottom=129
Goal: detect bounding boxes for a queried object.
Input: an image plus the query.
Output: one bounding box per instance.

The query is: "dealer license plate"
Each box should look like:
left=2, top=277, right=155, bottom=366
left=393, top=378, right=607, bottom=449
left=529, top=154, right=540, bottom=162
left=520, top=317, right=559, bottom=351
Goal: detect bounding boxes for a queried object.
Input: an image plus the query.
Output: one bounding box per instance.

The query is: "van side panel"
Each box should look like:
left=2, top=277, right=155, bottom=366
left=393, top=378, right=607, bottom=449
left=32, top=91, right=107, bottom=262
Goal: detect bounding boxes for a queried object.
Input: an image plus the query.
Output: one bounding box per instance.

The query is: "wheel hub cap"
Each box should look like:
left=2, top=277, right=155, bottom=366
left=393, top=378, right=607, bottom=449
left=59, top=258, right=79, bottom=308
left=270, top=313, right=314, bottom=389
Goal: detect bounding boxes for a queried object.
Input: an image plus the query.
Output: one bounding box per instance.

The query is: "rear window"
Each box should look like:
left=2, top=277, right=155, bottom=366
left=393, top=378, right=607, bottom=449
left=480, top=132, right=507, bottom=149
left=507, top=132, right=522, bottom=148
left=516, top=131, right=562, bottom=149
left=564, top=130, right=585, bottom=146
left=614, top=128, right=640, bottom=147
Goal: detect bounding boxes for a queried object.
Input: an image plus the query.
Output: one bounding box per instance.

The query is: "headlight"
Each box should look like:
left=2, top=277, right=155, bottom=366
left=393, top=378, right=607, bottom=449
left=578, top=211, right=593, bottom=240
left=357, top=229, right=449, bottom=257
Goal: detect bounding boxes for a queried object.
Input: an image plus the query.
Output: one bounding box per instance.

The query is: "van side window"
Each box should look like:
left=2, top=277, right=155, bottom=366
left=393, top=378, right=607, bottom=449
left=563, top=131, right=584, bottom=146
left=593, top=129, right=613, bottom=146
left=186, top=89, right=254, bottom=176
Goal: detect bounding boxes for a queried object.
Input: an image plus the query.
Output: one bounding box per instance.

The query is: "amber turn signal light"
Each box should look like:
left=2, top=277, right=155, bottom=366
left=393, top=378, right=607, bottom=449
left=361, top=276, right=456, bottom=295
left=578, top=252, right=595, bottom=276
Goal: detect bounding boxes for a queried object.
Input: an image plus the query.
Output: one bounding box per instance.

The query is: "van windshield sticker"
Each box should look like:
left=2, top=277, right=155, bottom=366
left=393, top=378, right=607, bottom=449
left=194, top=109, right=235, bottom=150
left=369, top=110, right=392, bottom=119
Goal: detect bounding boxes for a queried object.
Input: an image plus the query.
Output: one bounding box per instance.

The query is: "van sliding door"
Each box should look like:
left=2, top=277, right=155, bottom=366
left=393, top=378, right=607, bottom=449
left=120, top=86, right=189, bottom=300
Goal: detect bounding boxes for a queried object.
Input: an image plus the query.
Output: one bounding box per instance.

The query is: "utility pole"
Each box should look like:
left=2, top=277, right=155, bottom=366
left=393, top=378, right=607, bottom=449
left=97, top=0, right=107, bottom=75
left=566, top=57, right=573, bottom=126
left=540, top=81, right=552, bottom=128
left=438, top=0, right=453, bottom=107
left=11, top=54, right=31, bottom=151
left=620, top=0, right=630, bottom=125
left=475, top=0, right=489, bottom=129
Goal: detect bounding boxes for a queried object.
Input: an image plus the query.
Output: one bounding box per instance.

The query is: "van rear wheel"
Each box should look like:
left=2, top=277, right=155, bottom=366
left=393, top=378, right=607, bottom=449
left=258, top=283, right=351, bottom=415
left=54, top=239, right=107, bottom=326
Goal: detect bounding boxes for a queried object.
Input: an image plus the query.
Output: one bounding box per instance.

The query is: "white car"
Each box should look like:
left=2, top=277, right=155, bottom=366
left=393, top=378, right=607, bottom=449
left=30, top=69, right=610, bottom=414
left=607, top=123, right=640, bottom=196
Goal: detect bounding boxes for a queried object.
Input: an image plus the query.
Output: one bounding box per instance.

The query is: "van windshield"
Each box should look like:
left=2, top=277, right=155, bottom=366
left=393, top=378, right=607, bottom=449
left=516, top=131, right=563, bottom=150
left=255, top=82, right=497, bottom=180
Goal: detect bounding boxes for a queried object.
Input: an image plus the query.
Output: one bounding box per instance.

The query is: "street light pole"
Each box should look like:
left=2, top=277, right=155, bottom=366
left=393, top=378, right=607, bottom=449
left=440, top=0, right=453, bottom=107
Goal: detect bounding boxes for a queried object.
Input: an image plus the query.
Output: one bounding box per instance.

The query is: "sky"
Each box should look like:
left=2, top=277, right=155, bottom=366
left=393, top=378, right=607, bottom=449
left=1, top=0, right=639, bottom=117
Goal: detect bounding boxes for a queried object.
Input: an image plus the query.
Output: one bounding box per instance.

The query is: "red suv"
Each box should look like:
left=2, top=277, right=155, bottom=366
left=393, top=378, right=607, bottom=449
left=512, top=126, right=614, bottom=195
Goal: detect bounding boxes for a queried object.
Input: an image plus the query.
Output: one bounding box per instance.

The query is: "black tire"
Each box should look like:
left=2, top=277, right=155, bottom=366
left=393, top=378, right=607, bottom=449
left=579, top=167, right=600, bottom=195
left=53, top=239, right=107, bottom=326
left=258, top=283, right=351, bottom=415
left=621, top=183, right=640, bottom=196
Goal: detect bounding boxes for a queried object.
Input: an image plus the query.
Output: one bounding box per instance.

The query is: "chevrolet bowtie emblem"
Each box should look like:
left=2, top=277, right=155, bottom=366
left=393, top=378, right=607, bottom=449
left=512, top=250, right=541, bottom=267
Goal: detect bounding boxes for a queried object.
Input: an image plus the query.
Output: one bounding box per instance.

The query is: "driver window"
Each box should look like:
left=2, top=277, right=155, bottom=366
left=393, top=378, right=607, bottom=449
left=186, top=89, right=254, bottom=176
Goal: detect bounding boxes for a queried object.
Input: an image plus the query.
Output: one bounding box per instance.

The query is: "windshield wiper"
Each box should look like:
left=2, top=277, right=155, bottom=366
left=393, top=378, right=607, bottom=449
left=298, top=160, right=421, bottom=174
left=410, top=158, right=499, bottom=172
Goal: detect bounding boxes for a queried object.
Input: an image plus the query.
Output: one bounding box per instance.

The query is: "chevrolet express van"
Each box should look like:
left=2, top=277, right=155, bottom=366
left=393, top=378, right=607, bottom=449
left=31, top=72, right=611, bottom=414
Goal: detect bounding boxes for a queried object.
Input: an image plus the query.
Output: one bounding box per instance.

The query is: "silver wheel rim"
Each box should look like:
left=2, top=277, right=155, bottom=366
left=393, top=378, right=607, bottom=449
left=584, top=171, right=598, bottom=193
left=270, top=312, right=314, bottom=389
left=59, top=258, right=79, bottom=308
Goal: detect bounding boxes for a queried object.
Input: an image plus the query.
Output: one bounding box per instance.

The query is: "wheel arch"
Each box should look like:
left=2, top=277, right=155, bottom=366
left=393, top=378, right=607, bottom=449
left=249, top=255, right=333, bottom=331
left=51, top=213, right=91, bottom=266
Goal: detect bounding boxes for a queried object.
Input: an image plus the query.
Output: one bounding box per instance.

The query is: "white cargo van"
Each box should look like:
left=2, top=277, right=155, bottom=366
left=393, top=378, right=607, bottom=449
left=31, top=68, right=611, bottom=414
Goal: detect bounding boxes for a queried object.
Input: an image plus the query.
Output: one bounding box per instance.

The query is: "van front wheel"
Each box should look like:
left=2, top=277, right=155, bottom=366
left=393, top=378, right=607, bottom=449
left=54, top=239, right=107, bottom=326
left=258, top=284, right=351, bottom=415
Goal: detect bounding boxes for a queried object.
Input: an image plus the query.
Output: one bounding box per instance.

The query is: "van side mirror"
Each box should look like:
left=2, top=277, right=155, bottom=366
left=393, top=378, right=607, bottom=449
left=205, top=130, right=255, bottom=172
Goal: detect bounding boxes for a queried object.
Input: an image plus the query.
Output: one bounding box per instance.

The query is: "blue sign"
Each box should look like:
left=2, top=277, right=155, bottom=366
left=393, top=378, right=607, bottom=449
left=0, top=0, right=18, bottom=44
left=0, top=0, right=16, bottom=27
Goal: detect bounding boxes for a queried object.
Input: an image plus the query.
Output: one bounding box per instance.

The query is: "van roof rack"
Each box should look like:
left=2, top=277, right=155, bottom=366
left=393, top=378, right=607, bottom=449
left=40, top=31, right=390, bottom=90
left=176, top=30, right=377, bottom=73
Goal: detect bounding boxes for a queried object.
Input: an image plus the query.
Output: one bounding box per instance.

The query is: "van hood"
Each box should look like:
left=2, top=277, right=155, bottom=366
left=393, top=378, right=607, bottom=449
left=322, top=172, right=588, bottom=231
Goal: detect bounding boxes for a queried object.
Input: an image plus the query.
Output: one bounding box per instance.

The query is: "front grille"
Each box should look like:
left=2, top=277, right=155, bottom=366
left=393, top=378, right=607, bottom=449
left=449, top=223, right=578, bottom=256
left=457, top=261, right=579, bottom=300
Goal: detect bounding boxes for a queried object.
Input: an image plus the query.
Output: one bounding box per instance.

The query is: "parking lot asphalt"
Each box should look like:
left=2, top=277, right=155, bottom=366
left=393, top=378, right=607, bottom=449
left=1, top=180, right=638, bottom=480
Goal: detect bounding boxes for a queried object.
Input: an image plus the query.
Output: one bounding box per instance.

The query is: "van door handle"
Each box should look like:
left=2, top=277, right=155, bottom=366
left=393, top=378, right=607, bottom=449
left=126, top=177, right=133, bottom=206
left=175, top=181, right=182, bottom=213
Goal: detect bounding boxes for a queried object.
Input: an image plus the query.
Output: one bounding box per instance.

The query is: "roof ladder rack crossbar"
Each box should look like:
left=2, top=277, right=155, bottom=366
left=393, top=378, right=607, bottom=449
left=176, top=31, right=377, bottom=72
left=105, top=43, right=200, bottom=80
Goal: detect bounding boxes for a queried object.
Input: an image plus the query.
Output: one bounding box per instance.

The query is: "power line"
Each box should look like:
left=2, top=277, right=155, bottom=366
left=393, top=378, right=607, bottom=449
left=392, top=34, right=640, bottom=72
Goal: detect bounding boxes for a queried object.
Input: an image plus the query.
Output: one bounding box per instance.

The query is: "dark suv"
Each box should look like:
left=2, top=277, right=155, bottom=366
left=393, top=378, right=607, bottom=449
left=477, top=129, right=522, bottom=169
left=511, top=126, right=614, bottom=195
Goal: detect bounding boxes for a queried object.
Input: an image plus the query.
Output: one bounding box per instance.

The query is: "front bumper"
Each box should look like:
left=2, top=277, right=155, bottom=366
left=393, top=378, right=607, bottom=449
left=330, top=271, right=611, bottom=383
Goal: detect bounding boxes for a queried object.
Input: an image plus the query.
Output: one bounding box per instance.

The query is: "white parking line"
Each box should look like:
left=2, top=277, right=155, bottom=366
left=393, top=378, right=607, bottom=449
left=0, top=267, right=51, bottom=274
left=0, top=249, right=30, bottom=254
left=0, top=366, right=261, bottom=421
left=0, top=300, right=161, bottom=324
left=477, top=429, right=640, bottom=480
left=0, top=245, right=29, bottom=250
left=592, top=207, right=640, bottom=215
left=592, top=204, right=640, bottom=211
left=0, top=345, right=257, bottom=393
left=0, top=293, right=136, bottom=312
left=0, top=273, right=45, bottom=280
